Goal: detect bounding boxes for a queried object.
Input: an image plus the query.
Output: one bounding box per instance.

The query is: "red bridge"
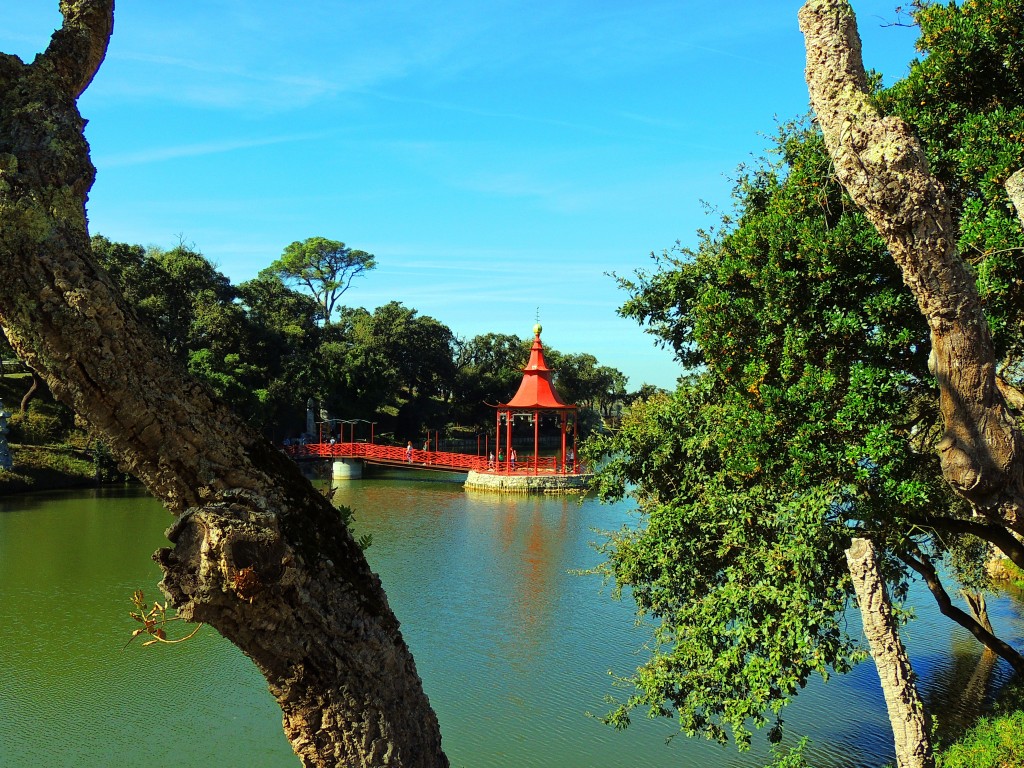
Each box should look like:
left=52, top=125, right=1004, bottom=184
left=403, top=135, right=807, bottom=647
left=284, top=325, right=583, bottom=477
left=283, top=441, right=574, bottom=475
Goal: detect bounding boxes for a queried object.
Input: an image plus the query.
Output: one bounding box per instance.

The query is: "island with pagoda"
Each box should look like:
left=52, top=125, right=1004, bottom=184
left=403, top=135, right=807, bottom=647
left=464, top=323, right=591, bottom=494
left=286, top=323, right=593, bottom=494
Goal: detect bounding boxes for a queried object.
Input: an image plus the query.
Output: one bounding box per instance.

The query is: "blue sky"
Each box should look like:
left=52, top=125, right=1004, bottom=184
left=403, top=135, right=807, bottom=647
left=2, top=2, right=920, bottom=390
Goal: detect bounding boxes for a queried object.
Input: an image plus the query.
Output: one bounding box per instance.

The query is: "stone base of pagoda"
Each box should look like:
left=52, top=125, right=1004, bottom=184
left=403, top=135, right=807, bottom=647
left=463, top=470, right=591, bottom=495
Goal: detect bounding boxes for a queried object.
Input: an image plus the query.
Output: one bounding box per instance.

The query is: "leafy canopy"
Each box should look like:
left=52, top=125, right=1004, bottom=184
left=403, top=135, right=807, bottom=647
left=264, top=236, right=376, bottom=326
left=589, top=0, right=1023, bottom=751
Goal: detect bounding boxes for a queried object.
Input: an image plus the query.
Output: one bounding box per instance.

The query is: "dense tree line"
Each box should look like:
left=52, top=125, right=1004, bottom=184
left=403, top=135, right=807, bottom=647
left=85, top=235, right=631, bottom=444
left=588, top=0, right=1024, bottom=759
left=13, top=1, right=1013, bottom=765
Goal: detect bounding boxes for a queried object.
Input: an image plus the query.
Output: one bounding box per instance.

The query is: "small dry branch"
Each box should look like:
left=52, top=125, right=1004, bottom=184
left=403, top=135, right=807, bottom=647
left=124, top=589, right=203, bottom=648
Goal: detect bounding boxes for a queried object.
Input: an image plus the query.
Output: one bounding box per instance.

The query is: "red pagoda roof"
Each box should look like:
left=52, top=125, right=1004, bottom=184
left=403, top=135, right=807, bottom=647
left=503, top=325, right=572, bottom=410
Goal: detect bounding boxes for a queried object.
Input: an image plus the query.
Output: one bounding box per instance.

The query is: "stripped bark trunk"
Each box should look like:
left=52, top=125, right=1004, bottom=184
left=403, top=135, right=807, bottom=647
left=1008, top=169, right=1024, bottom=227
left=962, top=590, right=992, bottom=634
left=846, top=539, right=935, bottom=768
left=0, top=3, right=447, bottom=766
left=799, top=0, right=1024, bottom=534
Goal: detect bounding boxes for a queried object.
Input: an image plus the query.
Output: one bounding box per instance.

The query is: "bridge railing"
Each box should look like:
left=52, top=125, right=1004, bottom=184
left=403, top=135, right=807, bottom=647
left=283, top=442, right=574, bottom=474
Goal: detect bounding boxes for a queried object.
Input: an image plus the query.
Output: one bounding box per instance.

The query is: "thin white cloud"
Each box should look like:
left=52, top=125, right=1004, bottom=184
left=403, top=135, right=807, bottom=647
left=95, top=132, right=325, bottom=168
left=361, top=89, right=612, bottom=137
left=110, top=49, right=374, bottom=98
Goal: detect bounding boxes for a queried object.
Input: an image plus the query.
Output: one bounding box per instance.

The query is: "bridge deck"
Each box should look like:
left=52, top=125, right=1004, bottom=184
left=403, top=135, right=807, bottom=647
left=283, top=442, right=573, bottom=475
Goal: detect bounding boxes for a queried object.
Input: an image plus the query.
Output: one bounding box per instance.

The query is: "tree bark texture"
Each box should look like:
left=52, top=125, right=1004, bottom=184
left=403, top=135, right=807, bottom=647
left=0, top=4, right=448, bottom=766
left=1008, top=169, right=1024, bottom=228
left=799, top=0, right=1024, bottom=533
left=846, top=539, right=935, bottom=768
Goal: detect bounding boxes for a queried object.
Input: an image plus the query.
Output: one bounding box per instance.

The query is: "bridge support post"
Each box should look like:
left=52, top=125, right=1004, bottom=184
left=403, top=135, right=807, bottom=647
left=332, top=459, right=363, bottom=481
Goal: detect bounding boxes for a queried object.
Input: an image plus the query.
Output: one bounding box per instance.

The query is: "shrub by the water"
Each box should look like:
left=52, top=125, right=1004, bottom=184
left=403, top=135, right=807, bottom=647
left=936, top=710, right=1024, bottom=768
left=6, top=409, right=64, bottom=444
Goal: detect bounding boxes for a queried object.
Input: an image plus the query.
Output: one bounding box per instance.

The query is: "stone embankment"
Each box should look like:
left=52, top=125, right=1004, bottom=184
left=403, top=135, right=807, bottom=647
left=463, top=470, right=591, bottom=495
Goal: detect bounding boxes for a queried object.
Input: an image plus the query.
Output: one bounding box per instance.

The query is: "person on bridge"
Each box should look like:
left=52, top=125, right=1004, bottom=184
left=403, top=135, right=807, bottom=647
left=510, top=448, right=517, bottom=470
left=406, top=441, right=413, bottom=463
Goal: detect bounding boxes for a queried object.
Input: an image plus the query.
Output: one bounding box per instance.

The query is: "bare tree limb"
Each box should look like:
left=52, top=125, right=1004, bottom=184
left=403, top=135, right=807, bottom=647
left=19, top=370, right=41, bottom=414
left=900, top=548, right=1024, bottom=674
left=909, top=512, right=1024, bottom=569
left=996, top=375, right=1024, bottom=413
left=41, top=0, right=115, bottom=97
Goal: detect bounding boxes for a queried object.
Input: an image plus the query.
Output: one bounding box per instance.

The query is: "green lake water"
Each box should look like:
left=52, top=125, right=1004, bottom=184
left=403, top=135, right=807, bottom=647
left=1, top=479, right=1021, bottom=767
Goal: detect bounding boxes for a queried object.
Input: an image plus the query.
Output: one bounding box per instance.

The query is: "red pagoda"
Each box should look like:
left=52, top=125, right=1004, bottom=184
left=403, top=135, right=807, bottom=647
left=492, top=324, right=579, bottom=475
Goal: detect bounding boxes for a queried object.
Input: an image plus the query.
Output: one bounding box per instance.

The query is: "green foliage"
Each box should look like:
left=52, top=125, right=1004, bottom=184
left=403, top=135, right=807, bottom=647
left=935, top=710, right=1024, bottom=768
left=765, top=737, right=812, bottom=768
left=331, top=301, right=456, bottom=433
left=450, top=332, right=528, bottom=425
left=264, top=236, right=376, bottom=326
left=588, top=384, right=869, bottom=748
left=7, top=408, right=66, bottom=444
left=0, top=443, right=97, bottom=492
left=336, top=503, right=373, bottom=551
left=91, top=438, right=126, bottom=485
left=592, top=0, right=1024, bottom=750
left=90, top=232, right=632, bottom=443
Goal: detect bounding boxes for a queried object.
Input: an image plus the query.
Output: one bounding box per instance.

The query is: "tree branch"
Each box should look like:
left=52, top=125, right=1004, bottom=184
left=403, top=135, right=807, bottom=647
left=799, top=0, right=1024, bottom=529
left=900, top=548, right=1024, bottom=674
left=41, top=0, right=114, bottom=97
left=908, top=512, right=1024, bottom=571
left=996, top=375, right=1024, bottom=413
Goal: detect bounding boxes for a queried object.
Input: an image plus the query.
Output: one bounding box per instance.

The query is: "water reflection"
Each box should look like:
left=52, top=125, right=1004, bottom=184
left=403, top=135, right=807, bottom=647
left=2, top=481, right=1023, bottom=767
left=471, top=491, right=572, bottom=656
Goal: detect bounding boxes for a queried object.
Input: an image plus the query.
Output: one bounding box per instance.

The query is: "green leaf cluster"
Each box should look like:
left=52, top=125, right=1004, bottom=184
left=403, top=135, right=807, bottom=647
left=590, top=0, right=1024, bottom=751
left=90, top=235, right=632, bottom=443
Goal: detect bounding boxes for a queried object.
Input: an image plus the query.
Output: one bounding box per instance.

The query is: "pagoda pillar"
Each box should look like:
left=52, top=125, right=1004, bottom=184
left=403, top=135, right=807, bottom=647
left=560, top=412, right=567, bottom=474
left=533, top=410, right=539, bottom=475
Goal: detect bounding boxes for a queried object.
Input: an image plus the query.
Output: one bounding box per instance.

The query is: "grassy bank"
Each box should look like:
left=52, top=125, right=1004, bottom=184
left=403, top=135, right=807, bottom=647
left=936, top=676, right=1024, bottom=768
left=0, top=373, right=117, bottom=495
left=937, top=709, right=1024, bottom=767
left=0, top=443, right=100, bottom=494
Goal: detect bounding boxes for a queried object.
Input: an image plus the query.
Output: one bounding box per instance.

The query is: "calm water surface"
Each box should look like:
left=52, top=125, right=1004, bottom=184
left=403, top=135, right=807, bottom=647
left=1, top=479, right=1021, bottom=767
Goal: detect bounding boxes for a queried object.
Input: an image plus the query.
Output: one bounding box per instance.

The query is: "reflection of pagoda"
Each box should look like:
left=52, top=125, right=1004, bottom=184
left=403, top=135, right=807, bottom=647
left=493, top=323, right=579, bottom=476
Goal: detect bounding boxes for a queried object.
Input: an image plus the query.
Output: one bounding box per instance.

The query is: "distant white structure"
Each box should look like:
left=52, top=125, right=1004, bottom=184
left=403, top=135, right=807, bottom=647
left=0, top=399, right=12, bottom=471
left=306, top=397, right=316, bottom=440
